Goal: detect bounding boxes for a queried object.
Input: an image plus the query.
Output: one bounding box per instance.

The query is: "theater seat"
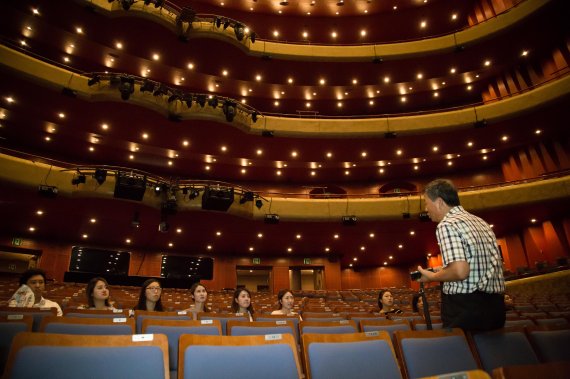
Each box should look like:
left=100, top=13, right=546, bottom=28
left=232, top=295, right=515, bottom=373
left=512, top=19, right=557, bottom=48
left=4, top=332, right=169, bottom=379
left=0, top=315, right=33, bottom=375
left=527, top=327, right=570, bottom=363
left=394, top=328, right=479, bottom=379
left=178, top=333, right=301, bottom=379
left=302, top=331, right=402, bottom=379
left=0, top=306, right=57, bottom=331
left=300, top=320, right=358, bottom=335
left=227, top=320, right=297, bottom=344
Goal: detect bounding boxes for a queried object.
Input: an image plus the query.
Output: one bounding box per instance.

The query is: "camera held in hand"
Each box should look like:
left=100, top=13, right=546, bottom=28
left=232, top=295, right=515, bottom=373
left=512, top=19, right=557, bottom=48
left=410, top=267, right=435, bottom=281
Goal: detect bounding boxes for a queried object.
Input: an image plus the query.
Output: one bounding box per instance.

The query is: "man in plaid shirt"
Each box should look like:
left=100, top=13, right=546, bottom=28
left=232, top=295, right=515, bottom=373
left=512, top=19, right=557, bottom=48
left=416, top=179, right=505, bottom=331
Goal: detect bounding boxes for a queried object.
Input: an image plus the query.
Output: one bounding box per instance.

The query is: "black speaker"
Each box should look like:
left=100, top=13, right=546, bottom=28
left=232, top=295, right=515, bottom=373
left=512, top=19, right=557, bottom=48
left=114, top=172, right=147, bottom=201
left=342, top=215, right=357, bottom=226
left=202, top=186, right=234, bottom=211
left=419, top=212, right=431, bottom=222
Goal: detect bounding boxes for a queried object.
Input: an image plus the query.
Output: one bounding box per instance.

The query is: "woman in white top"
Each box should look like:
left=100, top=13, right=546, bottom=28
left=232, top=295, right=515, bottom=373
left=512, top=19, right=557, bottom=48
left=183, top=282, right=210, bottom=319
left=79, top=277, right=115, bottom=310
left=231, top=288, right=254, bottom=321
left=271, top=289, right=300, bottom=318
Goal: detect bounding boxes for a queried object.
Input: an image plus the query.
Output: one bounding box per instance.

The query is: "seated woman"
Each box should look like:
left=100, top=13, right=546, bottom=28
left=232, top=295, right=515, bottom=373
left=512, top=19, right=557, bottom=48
left=8, top=268, right=63, bottom=316
left=133, top=279, right=164, bottom=312
left=271, top=289, right=301, bottom=319
left=411, top=293, right=424, bottom=318
left=79, top=277, right=115, bottom=310
left=231, top=288, right=254, bottom=321
left=182, top=282, right=210, bottom=319
left=377, top=289, right=403, bottom=316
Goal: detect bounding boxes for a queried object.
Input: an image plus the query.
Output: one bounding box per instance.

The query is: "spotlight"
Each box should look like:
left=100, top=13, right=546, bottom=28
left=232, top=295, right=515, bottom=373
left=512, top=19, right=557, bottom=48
left=234, top=23, right=245, bottom=41
left=240, top=191, right=254, bottom=204
left=215, top=17, right=222, bottom=28
left=208, top=96, right=219, bottom=108
left=158, top=220, right=169, bottom=233
left=419, top=212, right=431, bottom=222
left=250, top=32, right=256, bottom=43
left=140, top=79, right=155, bottom=93
left=189, top=188, right=200, bottom=199
left=251, top=112, right=259, bottom=123
left=38, top=185, right=58, bottom=198
left=118, top=76, right=135, bottom=100
left=222, top=101, right=236, bottom=122
left=341, top=215, right=357, bottom=226
left=72, top=174, right=86, bottom=186
left=196, top=94, right=206, bottom=108
left=223, top=19, right=230, bottom=30
left=255, top=199, right=263, bottom=209
left=264, top=214, right=280, bottom=224
left=153, top=84, right=168, bottom=97
left=183, top=94, right=193, bottom=108
left=131, top=211, right=141, bottom=228
left=93, top=169, right=107, bottom=185
left=168, top=92, right=182, bottom=103
left=120, top=0, right=134, bottom=11
left=87, top=75, right=100, bottom=86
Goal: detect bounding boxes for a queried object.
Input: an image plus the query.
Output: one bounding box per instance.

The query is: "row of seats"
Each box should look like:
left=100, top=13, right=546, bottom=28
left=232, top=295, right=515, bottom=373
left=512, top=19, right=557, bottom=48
left=2, top=320, right=569, bottom=379
left=2, top=307, right=570, bottom=378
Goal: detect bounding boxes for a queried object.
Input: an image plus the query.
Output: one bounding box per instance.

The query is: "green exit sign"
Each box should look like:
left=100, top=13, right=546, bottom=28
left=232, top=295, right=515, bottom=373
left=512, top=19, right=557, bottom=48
left=304, top=258, right=311, bottom=264
left=252, top=257, right=261, bottom=265
left=12, top=238, right=23, bottom=247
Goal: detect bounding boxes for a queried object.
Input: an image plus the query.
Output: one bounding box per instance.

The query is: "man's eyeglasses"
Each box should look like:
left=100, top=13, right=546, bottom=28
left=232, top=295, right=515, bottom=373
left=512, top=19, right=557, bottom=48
left=146, top=287, right=162, bottom=291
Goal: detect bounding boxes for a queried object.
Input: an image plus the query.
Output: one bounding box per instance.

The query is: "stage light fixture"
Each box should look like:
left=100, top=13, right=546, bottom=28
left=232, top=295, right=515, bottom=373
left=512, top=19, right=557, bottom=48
left=250, top=32, right=256, bottom=43
left=121, top=0, right=134, bottom=11
left=264, top=214, right=279, bottom=224
left=196, top=94, right=206, bottom=108
left=183, top=94, right=193, bottom=108
left=118, top=76, right=135, bottom=100
left=38, top=185, right=58, bottom=198
left=262, top=130, right=274, bottom=137
left=144, top=0, right=152, bottom=5
left=222, top=101, right=236, bottom=122
left=474, top=120, right=488, bottom=128
left=223, top=19, right=230, bottom=30
left=189, top=188, right=200, bottom=199
left=93, top=169, right=107, bottom=185
left=140, top=79, right=155, bottom=93
left=384, top=132, right=397, bottom=139
left=72, top=174, right=86, bottom=186
left=234, top=23, right=245, bottom=41
left=240, top=191, right=254, bottom=204
left=158, top=220, right=169, bottom=233
left=168, top=92, right=182, bottom=103
left=154, top=0, right=164, bottom=8
left=215, top=17, right=222, bottom=28
left=251, top=112, right=259, bottom=123
left=255, top=199, right=263, bottom=209
left=131, top=211, right=141, bottom=228
left=153, top=84, right=168, bottom=97
left=87, top=75, right=101, bottom=86
left=341, top=215, right=357, bottom=226
left=208, top=96, right=219, bottom=108
left=419, top=212, right=431, bottom=222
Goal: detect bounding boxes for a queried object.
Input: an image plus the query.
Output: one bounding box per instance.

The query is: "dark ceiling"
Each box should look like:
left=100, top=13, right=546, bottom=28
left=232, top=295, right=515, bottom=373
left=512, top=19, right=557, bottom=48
left=0, top=0, right=568, bottom=269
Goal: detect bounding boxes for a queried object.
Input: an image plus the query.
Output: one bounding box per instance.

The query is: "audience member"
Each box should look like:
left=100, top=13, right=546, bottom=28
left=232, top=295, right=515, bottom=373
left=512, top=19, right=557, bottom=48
left=183, top=282, right=210, bottom=319
left=411, top=293, right=424, bottom=318
left=231, top=288, right=254, bottom=321
left=377, top=289, right=403, bottom=316
left=79, top=277, right=115, bottom=310
left=271, top=289, right=301, bottom=318
left=134, top=279, right=164, bottom=312
left=504, top=294, right=514, bottom=311
left=8, top=268, right=62, bottom=316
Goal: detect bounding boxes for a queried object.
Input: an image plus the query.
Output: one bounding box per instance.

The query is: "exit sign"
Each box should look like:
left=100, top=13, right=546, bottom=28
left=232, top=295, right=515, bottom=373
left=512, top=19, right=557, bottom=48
left=11, top=238, right=23, bottom=247
left=304, top=258, right=311, bottom=264
left=252, top=257, right=261, bottom=265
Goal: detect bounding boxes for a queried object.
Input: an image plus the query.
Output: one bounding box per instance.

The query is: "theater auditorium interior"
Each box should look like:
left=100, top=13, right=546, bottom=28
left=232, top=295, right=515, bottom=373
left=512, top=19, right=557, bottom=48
left=0, top=0, right=569, bottom=378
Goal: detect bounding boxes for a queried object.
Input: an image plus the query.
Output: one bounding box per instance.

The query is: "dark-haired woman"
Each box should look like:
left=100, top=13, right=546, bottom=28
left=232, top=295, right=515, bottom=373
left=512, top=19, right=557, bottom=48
left=231, top=288, right=254, bottom=321
left=134, top=279, right=164, bottom=312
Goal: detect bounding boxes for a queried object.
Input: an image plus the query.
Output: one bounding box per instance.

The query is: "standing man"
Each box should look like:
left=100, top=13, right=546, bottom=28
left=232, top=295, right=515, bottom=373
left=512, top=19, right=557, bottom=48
left=416, top=179, right=505, bottom=331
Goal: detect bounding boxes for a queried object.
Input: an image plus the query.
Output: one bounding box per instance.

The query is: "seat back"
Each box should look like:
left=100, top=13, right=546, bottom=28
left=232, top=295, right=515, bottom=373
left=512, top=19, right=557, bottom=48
left=359, top=319, right=411, bottom=340
left=300, top=320, right=358, bottom=335
left=4, top=332, right=169, bottom=379
left=142, top=319, right=222, bottom=377
left=63, top=308, right=130, bottom=318
left=40, top=316, right=135, bottom=335
left=178, top=333, right=302, bottom=379
left=347, top=314, right=386, bottom=329
left=411, top=319, right=444, bottom=330
left=0, top=315, right=33, bottom=374
left=302, top=331, right=402, bottom=379
left=135, top=310, right=193, bottom=334
left=0, top=306, right=57, bottom=331
left=527, top=327, right=570, bottom=363
left=228, top=320, right=297, bottom=343
left=469, top=327, right=539, bottom=373
left=197, top=312, right=249, bottom=335
left=394, top=328, right=479, bottom=379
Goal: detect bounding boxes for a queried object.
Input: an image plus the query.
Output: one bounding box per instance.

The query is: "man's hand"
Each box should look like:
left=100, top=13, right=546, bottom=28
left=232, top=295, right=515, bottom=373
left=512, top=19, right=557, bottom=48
left=416, top=266, right=436, bottom=282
